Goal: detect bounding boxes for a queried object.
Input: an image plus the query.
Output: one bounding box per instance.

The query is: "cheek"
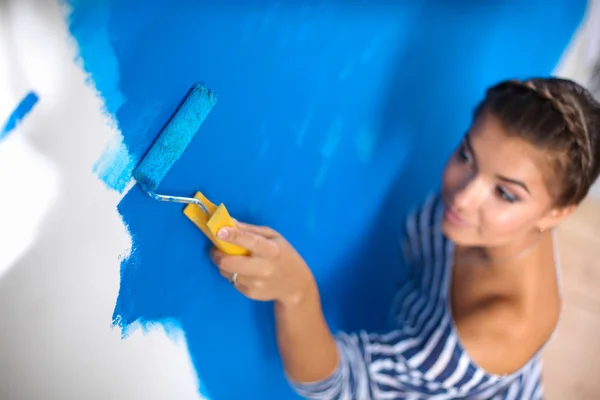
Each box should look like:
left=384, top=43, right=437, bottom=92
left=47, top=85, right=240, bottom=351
left=480, top=206, right=539, bottom=237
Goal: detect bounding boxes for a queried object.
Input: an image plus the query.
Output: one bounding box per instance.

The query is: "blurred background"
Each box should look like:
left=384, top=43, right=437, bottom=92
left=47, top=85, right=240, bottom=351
left=0, top=1, right=599, bottom=399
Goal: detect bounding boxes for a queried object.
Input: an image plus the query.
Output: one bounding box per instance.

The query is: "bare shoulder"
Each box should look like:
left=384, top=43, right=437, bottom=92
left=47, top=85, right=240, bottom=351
left=456, top=298, right=558, bottom=376
left=454, top=231, right=561, bottom=375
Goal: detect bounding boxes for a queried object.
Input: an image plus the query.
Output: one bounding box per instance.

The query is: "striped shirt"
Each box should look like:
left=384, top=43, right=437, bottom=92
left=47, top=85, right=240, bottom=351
left=290, top=194, right=560, bottom=399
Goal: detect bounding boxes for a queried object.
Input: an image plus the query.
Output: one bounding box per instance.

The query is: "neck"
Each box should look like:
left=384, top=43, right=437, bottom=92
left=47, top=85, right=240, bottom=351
left=475, top=228, right=546, bottom=267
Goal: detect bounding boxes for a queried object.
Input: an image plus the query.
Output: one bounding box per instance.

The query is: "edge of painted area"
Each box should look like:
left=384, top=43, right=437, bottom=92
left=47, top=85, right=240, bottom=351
left=111, top=315, right=212, bottom=399
left=1, top=91, right=39, bottom=140
left=93, top=133, right=137, bottom=193
left=109, top=236, right=213, bottom=399
left=62, top=0, right=132, bottom=193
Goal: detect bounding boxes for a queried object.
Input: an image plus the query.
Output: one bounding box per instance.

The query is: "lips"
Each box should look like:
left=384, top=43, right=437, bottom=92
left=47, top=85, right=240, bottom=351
left=443, top=203, right=472, bottom=228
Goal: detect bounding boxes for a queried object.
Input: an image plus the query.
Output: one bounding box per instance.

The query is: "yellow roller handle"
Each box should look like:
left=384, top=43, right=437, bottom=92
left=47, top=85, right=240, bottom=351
left=183, top=192, right=249, bottom=255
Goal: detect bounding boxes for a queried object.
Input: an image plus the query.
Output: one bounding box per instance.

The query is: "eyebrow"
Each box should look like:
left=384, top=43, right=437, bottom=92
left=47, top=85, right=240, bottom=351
left=464, top=133, right=531, bottom=195
left=496, top=175, right=531, bottom=194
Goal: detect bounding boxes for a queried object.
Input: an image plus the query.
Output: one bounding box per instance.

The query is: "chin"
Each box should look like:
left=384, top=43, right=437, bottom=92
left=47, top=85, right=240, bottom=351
left=441, top=217, right=478, bottom=246
left=442, top=219, right=460, bottom=242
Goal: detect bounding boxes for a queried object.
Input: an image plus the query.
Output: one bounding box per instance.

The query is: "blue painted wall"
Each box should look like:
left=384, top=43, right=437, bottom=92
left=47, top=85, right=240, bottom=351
left=66, top=1, right=584, bottom=398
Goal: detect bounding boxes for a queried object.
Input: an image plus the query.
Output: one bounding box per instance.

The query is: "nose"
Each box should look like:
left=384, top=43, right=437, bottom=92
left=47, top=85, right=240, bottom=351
left=452, top=175, right=488, bottom=211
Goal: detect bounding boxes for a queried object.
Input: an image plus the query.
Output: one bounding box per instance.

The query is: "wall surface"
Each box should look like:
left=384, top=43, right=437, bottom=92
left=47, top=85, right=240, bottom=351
left=555, top=0, right=600, bottom=199
left=0, top=0, right=589, bottom=399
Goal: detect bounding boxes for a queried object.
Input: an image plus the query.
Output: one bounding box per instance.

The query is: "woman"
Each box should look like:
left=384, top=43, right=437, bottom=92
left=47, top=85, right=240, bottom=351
left=210, top=77, right=600, bottom=399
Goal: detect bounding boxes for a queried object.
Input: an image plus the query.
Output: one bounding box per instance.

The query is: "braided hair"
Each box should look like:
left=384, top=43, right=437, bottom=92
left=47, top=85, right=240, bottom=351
left=473, top=77, right=600, bottom=206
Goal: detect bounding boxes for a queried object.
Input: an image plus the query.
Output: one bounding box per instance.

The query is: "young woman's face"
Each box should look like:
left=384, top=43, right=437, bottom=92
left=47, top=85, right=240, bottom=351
left=441, top=112, right=560, bottom=247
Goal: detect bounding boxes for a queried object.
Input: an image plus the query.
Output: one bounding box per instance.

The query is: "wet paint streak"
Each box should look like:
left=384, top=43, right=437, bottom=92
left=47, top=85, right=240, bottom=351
left=1, top=92, right=38, bottom=140
left=93, top=135, right=135, bottom=193
left=314, top=118, right=344, bottom=187
left=65, top=0, right=585, bottom=399
left=295, top=110, right=313, bottom=146
left=354, top=125, right=380, bottom=165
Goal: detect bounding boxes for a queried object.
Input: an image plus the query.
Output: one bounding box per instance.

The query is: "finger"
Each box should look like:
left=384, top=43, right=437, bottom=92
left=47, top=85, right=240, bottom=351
left=220, top=269, right=265, bottom=287
left=210, top=247, right=267, bottom=277
left=219, top=269, right=238, bottom=283
left=216, top=227, right=279, bottom=258
left=219, top=269, right=250, bottom=289
left=209, top=247, right=246, bottom=271
left=234, top=222, right=279, bottom=238
left=219, top=270, right=267, bottom=300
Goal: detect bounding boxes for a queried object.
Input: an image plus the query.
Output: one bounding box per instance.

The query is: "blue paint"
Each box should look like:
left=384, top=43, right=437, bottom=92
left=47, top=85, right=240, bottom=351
left=295, top=110, right=313, bottom=145
left=133, top=84, right=217, bottom=191
left=354, top=125, right=380, bottom=165
left=93, top=135, right=136, bottom=192
left=1, top=92, right=39, bottom=139
left=65, top=1, right=585, bottom=399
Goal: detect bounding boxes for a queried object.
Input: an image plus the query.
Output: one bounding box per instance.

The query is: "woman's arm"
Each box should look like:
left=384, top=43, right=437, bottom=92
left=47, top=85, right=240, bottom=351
left=274, top=280, right=339, bottom=383
left=210, top=222, right=340, bottom=381
left=209, top=219, right=429, bottom=399
left=210, top=222, right=374, bottom=398
left=275, top=278, right=395, bottom=400
left=211, top=221, right=423, bottom=399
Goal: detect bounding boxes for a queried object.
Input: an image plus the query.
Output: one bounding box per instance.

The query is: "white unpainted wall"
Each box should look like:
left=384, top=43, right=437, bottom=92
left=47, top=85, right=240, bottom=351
left=0, top=1, right=203, bottom=399
left=0, top=1, right=597, bottom=400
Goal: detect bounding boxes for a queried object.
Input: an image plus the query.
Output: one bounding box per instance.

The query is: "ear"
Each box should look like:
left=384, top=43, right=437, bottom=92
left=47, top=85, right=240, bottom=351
left=537, top=204, right=577, bottom=231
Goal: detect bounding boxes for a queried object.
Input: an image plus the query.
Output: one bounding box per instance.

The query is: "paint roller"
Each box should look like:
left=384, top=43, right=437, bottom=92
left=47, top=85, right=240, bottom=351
left=133, top=83, right=248, bottom=255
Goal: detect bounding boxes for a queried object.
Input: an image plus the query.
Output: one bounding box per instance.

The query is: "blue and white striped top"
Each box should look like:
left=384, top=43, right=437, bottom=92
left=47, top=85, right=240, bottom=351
left=290, top=194, right=560, bottom=399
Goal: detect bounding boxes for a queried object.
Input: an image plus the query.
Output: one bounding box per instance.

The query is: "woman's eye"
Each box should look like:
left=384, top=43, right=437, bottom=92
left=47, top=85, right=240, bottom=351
left=457, top=145, right=472, bottom=164
left=496, top=186, right=518, bottom=203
